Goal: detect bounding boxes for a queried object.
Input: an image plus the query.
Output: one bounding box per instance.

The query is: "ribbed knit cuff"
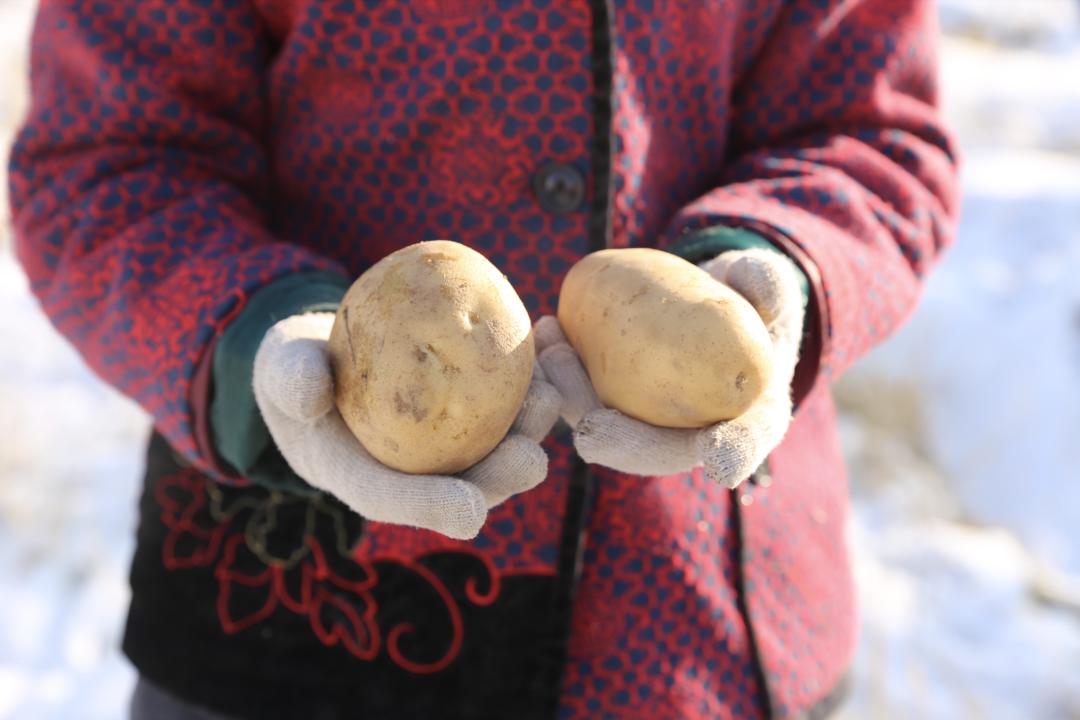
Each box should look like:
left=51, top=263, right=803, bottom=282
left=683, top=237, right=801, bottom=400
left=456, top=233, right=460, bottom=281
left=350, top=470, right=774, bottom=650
left=666, top=226, right=810, bottom=305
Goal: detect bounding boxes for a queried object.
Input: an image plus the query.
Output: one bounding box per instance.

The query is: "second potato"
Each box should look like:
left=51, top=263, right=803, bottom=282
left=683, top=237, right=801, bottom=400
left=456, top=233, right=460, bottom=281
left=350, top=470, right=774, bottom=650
left=557, top=248, right=773, bottom=428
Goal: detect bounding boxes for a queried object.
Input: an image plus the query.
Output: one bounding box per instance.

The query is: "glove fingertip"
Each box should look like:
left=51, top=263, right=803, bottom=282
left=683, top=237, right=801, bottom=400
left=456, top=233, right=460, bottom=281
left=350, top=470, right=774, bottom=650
left=433, top=479, right=488, bottom=540
left=514, top=379, right=562, bottom=441
left=254, top=315, right=338, bottom=423
left=700, top=254, right=736, bottom=283
left=537, top=344, right=601, bottom=417
left=533, top=315, right=568, bottom=351
left=571, top=409, right=621, bottom=463
left=503, top=436, right=549, bottom=490
left=463, top=434, right=549, bottom=509
left=728, top=253, right=803, bottom=324
left=703, top=464, right=745, bottom=491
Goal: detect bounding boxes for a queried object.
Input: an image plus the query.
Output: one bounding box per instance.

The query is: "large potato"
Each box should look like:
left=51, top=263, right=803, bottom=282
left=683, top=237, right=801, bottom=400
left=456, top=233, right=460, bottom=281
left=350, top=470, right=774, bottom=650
left=558, top=248, right=773, bottom=428
left=328, top=241, right=534, bottom=474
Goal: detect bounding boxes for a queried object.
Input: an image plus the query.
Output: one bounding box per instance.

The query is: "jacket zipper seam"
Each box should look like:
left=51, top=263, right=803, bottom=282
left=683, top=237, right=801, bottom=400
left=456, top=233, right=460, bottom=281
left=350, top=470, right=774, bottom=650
left=544, top=0, right=615, bottom=717
left=735, top=465, right=778, bottom=719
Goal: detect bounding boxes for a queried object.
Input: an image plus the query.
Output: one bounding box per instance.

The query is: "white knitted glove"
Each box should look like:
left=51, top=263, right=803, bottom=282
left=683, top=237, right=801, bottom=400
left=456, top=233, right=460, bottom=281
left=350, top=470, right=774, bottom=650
left=253, top=313, right=561, bottom=540
left=537, top=248, right=804, bottom=488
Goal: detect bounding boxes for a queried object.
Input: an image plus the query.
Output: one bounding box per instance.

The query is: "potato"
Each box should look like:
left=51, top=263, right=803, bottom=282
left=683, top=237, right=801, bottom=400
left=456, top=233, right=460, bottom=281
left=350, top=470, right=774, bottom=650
left=557, top=248, right=773, bottom=428
left=328, top=241, right=534, bottom=474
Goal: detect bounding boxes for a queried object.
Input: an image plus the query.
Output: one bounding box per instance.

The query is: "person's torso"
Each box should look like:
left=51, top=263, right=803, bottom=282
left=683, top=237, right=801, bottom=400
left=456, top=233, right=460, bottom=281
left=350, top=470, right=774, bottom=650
left=125, top=3, right=855, bottom=718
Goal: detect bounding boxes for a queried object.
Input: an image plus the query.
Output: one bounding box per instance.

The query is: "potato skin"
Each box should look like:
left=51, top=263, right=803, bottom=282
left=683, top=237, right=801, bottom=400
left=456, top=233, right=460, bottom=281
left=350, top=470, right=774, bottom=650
left=328, top=241, right=534, bottom=474
left=557, top=248, right=773, bottom=428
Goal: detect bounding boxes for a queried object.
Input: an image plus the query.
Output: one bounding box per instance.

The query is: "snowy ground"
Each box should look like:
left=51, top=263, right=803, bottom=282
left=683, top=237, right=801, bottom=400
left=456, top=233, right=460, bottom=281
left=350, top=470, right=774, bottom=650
left=837, top=4, right=1080, bottom=717
left=2, top=1, right=1080, bottom=719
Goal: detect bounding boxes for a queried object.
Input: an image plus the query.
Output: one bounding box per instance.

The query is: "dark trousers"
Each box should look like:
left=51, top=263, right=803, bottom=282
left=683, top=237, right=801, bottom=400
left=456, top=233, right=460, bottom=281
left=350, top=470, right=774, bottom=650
left=130, top=677, right=235, bottom=720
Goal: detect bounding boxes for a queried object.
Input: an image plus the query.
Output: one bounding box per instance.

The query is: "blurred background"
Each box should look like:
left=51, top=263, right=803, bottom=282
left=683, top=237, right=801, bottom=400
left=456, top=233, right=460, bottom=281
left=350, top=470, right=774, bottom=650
left=2, top=0, right=1079, bottom=718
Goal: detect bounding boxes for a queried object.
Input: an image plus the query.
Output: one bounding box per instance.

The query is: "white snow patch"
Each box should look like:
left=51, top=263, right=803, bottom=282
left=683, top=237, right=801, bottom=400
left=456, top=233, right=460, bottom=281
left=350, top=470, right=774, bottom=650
left=842, top=146, right=1080, bottom=580
left=0, top=252, right=148, bottom=720
left=837, top=412, right=1080, bottom=719
left=939, top=0, right=1080, bottom=47
left=834, top=12, right=1080, bottom=719
left=941, top=38, right=1080, bottom=152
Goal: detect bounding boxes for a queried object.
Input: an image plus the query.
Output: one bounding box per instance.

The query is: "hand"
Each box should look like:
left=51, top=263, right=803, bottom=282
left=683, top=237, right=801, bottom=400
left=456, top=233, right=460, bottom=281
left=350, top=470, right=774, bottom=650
left=536, top=248, right=804, bottom=488
left=253, top=313, right=562, bottom=539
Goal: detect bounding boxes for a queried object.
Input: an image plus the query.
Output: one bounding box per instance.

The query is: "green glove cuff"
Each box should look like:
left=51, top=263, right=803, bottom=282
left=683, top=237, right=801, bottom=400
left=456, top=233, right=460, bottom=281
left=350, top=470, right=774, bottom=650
left=666, top=226, right=811, bottom=305
left=210, top=271, right=350, bottom=495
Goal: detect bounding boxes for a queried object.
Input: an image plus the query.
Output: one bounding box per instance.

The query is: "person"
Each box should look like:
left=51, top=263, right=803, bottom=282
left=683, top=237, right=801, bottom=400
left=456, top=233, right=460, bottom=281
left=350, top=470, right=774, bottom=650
left=8, top=0, right=959, bottom=718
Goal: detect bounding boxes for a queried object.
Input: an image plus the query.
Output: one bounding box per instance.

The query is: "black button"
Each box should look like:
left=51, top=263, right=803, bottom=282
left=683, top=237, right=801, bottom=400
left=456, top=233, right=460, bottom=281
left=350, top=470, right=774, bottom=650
left=533, top=163, right=585, bottom=214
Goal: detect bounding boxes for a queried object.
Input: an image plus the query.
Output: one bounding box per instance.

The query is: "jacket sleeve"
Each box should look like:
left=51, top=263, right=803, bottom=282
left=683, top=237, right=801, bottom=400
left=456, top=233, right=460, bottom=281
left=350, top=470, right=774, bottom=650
left=7, top=0, right=346, bottom=476
left=661, top=0, right=961, bottom=404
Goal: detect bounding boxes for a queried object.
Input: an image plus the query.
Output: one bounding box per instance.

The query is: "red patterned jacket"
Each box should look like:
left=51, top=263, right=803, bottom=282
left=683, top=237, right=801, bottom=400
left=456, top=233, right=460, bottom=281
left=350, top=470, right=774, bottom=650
left=9, top=1, right=958, bottom=718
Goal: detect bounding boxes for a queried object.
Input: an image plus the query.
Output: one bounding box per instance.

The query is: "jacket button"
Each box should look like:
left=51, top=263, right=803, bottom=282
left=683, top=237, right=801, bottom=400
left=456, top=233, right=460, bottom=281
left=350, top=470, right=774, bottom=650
left=533, top=163, right=585, bottom=214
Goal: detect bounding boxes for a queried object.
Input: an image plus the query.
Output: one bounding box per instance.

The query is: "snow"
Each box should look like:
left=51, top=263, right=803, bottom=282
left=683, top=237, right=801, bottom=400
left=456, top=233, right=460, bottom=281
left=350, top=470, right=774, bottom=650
left=2, top=1, right=1080, bottom=718
left=834, top=10, right=1080, bottom=718
left=843, top=142, right=1080, bottom=576
left=843, top=30, right=1080, bottom=579
left=939, top=0, right=1080, bottom=48
left=0, top=250, right=148, bottom=718
left=838, top=412, right=1080, bottom=719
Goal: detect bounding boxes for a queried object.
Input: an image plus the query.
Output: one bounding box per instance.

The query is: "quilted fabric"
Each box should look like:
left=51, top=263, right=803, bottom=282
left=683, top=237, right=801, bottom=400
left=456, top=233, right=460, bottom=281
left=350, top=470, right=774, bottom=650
left=9, top=0, right=958, bottom=717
